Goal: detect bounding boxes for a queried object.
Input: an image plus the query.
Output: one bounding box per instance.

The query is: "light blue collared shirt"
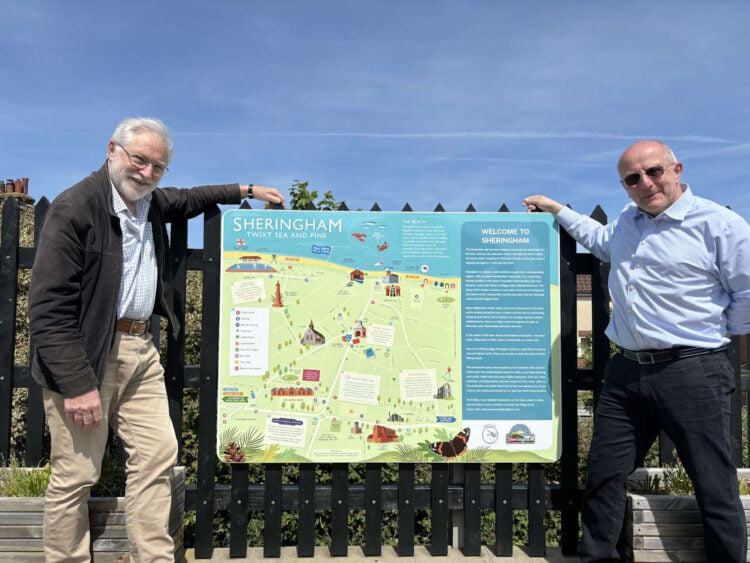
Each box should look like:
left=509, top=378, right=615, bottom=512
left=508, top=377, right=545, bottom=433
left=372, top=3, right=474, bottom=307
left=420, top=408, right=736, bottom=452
left=556, top=185, right=750, bottom=350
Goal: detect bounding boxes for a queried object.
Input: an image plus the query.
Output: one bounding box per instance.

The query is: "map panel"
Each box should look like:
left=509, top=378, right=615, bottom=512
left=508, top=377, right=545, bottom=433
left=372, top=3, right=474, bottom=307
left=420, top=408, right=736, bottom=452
left=218, top=211, right=560, bottom=463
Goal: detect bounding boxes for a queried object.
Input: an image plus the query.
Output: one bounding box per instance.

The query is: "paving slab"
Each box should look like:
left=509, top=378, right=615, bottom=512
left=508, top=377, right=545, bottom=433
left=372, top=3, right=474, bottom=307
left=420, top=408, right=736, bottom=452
left=185, top=546, right=579, bottom=562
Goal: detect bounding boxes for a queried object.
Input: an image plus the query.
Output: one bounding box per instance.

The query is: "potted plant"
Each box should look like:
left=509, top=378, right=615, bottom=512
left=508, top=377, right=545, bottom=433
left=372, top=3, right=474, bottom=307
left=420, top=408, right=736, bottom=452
left=0, top=456, right=186, bottom=561
left=623, top=464, right=750, bottom=562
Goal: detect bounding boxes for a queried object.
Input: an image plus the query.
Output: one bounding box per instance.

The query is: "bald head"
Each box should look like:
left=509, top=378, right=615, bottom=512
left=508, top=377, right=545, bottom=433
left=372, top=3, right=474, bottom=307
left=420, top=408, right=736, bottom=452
left=618, top=140, right=677, bottom=175
left=617, top=140, right=684, bottom=216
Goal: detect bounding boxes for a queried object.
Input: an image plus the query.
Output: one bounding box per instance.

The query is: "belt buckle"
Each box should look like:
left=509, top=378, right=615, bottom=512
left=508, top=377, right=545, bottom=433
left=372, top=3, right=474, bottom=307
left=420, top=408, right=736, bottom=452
left=636, top=351, right=656, bottom=365
left=124, top=319, right=147, bottom=335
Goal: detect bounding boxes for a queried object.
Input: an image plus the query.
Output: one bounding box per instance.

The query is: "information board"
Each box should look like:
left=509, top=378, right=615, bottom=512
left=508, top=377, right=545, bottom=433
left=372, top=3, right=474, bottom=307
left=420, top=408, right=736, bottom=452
left=217, top=211, right=560, bottom=463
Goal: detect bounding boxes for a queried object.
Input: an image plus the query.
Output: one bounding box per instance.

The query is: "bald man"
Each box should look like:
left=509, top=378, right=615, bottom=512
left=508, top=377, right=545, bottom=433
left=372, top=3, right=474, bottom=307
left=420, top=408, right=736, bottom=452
left=525, top=140, right=750, bottom=562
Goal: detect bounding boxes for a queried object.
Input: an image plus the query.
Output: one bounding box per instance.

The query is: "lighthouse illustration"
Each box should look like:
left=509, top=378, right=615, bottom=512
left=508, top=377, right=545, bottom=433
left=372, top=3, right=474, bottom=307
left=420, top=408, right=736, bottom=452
left=272, top=281, right=283, bottom=308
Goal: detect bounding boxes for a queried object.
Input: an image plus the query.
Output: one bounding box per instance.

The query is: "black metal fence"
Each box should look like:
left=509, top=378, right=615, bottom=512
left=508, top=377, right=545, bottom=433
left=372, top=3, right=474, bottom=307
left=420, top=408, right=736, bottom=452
left=1, top=195, right=747, bottom=558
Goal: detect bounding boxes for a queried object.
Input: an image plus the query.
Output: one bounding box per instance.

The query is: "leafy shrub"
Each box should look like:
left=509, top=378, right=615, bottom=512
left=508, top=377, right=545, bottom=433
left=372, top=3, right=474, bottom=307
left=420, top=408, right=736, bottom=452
left=630, top=474, right=663, bottom=495
left=661, top=461, right=694, bottom=496
left=631, top=456, right=748, bottom=496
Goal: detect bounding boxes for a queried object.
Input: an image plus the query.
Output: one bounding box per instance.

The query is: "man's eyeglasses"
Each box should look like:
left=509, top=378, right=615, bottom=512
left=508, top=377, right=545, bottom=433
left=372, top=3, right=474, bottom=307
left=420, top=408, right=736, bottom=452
left=621, top=163, right=673, bottom=187
left=116, top=143, right=169, bottom=176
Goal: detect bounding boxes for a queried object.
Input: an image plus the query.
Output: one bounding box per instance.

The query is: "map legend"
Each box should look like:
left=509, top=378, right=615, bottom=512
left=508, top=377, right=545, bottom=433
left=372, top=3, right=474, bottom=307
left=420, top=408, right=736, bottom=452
left=229, top=307, right=269, bottom=376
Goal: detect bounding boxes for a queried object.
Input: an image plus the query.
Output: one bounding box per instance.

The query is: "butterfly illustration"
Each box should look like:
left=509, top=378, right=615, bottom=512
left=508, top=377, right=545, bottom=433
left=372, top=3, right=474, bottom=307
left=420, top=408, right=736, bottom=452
left=429, top=428, right=470, bottom=461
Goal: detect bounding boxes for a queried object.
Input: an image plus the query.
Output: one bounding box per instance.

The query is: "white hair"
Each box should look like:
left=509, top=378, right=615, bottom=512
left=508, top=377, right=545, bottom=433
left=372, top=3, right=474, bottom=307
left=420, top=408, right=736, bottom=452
left=111, top=117, right=173, bottom=163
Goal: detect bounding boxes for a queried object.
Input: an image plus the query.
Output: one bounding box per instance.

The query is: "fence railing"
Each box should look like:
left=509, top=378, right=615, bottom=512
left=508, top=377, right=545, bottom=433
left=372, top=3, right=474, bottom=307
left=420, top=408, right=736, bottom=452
left=1, top=195, right=746, bottom=558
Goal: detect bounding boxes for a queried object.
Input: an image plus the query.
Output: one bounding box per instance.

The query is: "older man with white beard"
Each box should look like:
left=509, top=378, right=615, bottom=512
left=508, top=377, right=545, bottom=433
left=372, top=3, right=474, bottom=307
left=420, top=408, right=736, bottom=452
left=29, top=117, right=284, bottom=561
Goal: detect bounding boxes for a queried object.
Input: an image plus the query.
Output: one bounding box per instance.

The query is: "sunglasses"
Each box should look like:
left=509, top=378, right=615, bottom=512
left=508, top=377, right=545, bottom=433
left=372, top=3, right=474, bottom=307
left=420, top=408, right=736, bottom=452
left=621, top=163, right=673, bottom=187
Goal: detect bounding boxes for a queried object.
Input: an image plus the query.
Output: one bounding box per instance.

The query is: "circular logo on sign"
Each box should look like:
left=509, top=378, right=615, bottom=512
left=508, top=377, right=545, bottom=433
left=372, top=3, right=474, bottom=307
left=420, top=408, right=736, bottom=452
left=482, top=425, right=499, bottom=444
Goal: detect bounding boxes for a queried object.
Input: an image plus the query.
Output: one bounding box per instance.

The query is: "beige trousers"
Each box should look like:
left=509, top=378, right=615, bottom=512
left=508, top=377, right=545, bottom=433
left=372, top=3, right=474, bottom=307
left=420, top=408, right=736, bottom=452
left=43, top=332, right=178, bottom=562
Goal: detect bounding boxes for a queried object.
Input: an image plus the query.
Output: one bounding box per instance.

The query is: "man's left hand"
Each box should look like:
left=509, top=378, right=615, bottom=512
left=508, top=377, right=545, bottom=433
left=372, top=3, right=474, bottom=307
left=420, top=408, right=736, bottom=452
left=242, top=184, right=285, bottom=206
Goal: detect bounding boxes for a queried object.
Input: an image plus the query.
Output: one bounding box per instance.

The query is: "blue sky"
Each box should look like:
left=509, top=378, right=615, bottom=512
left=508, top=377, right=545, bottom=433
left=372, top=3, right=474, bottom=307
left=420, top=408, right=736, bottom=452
left=3, top=1, right=750, bottom=246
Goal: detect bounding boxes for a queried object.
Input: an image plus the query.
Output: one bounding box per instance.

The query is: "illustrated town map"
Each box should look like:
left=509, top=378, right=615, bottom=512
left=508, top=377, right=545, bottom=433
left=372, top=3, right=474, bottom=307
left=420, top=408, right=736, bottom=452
left=217, top=211, right=560, bottom=463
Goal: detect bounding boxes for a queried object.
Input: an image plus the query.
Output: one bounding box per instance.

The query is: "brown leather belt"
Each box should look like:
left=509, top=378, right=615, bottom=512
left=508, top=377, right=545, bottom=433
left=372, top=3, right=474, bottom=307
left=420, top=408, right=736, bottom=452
left=116, top=318, right=151, bottom=336
left=618, top=345, right=727, bottom=365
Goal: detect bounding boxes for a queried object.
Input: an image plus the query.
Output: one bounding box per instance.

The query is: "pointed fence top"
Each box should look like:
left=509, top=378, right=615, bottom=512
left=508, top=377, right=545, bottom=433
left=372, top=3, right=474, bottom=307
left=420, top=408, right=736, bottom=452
left=591, top=205, right=608, bottom=224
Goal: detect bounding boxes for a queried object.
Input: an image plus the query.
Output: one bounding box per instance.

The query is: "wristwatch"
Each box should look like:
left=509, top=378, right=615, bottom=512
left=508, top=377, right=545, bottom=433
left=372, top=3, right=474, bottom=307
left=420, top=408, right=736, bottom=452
left=247, top=184, right=254, bottom=199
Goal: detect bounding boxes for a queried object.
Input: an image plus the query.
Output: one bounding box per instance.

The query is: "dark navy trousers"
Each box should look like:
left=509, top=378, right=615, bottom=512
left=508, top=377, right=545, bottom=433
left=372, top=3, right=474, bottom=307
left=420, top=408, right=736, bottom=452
left=579, top=352, right=746, bottom=562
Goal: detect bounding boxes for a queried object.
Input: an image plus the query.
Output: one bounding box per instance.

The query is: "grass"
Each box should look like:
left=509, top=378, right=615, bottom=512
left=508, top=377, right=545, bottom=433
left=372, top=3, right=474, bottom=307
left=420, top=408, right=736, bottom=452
left=0, top=456, right=50, bottom=497
left=630, top=456, right=750, bottom=496
left=0, top=447, right=126, bottom=498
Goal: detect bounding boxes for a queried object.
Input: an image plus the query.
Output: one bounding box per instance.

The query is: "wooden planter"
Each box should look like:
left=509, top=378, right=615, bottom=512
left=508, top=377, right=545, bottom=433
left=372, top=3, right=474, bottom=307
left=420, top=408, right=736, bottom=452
left=0, top=466, right=185, bottom=562
left=623, top=468, right=750, bottom=562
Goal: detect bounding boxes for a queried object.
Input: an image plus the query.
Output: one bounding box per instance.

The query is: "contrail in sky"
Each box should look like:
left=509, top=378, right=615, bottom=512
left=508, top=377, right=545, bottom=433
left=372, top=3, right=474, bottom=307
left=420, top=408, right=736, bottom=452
left=175, top=131, right=736, bottom=144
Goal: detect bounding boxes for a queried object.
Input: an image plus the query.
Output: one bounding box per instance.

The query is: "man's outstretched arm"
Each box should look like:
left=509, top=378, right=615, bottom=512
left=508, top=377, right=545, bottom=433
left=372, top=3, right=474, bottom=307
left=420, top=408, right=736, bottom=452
left=522, top=195, right=563, bottom=215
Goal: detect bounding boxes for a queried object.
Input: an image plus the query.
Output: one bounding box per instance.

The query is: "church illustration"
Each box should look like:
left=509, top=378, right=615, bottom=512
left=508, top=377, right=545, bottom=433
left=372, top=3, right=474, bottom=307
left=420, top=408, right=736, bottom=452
left=300, top=320, right=326, bottom=346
